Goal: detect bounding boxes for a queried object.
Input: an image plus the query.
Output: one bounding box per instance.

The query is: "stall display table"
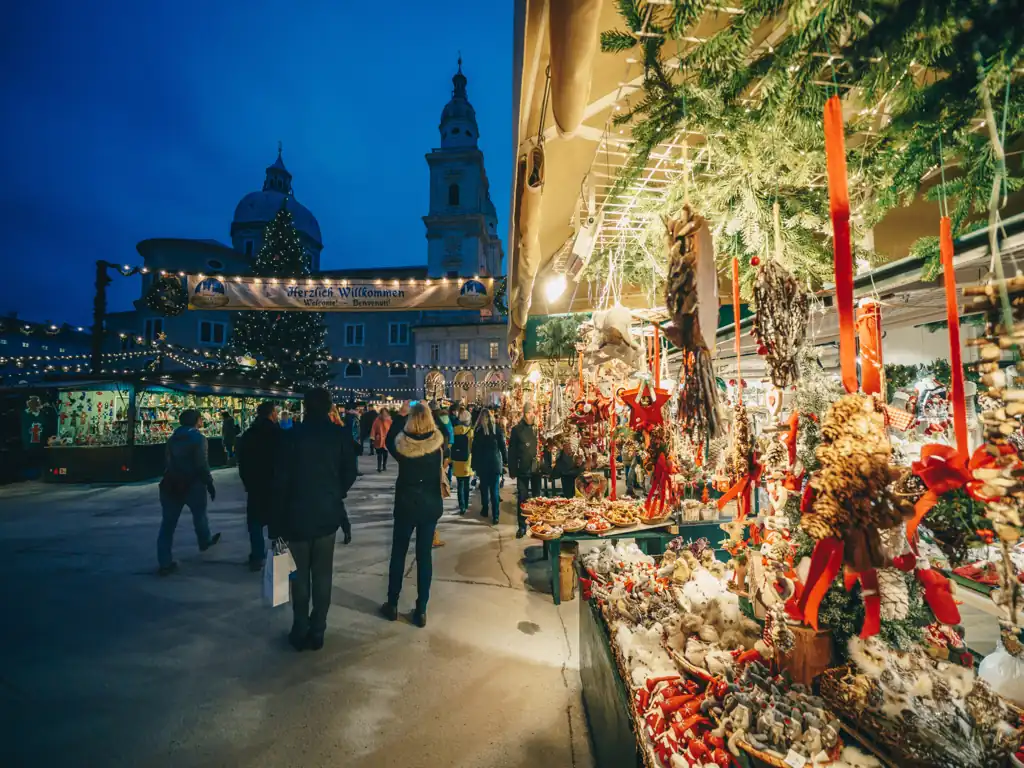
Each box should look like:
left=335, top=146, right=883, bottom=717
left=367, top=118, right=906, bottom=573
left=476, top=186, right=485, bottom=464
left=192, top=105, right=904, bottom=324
left=543, top=520, right=730, bottom=605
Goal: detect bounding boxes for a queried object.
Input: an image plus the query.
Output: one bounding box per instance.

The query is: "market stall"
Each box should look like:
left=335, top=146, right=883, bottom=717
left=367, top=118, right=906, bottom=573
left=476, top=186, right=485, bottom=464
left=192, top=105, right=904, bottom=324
left=510, top=0, right=1024, bottom=765
left=42, top=375, right=299, bottom=483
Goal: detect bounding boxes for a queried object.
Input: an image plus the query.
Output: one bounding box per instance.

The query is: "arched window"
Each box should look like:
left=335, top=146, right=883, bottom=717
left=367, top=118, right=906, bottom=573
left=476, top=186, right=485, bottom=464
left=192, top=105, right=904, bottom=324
left=344, top=363, right=362, bottom=378
left=448, top=184, right=460, bottom=206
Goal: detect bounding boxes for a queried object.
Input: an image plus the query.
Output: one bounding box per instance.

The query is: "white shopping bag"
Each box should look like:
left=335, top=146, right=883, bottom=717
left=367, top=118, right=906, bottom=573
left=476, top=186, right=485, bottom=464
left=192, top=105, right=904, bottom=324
left=262, top=539, right=297, bottom=607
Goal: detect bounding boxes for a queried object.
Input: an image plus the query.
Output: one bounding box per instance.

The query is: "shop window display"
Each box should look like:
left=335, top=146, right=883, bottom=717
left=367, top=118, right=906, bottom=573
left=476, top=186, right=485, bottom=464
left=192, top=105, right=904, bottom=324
left=52, top=387, right=131, bottom=447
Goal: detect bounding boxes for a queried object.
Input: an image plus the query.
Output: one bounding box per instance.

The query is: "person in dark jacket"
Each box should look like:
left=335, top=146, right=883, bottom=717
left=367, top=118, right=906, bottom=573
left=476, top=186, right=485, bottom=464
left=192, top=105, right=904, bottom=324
left=507, top=403, right=541, bottom=537
left=471, top=409, right=507, bottom=524
left=381, top=402, right=444, bottom=628
left=221, top=411, right=238, bottom=463
left=554, top=440, right=583, bottom=499
left=272, top=388, right=358, bottom=651
left=157, top=410, right=221, bottom=575
left=237, top=401, right=280, bottom=570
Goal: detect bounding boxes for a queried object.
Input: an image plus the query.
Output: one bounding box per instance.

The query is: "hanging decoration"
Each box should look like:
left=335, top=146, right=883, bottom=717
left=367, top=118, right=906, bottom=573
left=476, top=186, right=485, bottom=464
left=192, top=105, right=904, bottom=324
left=823, top=94, right=858, bottom=394
left=144, top=276, right=189, bottom=316
left=940, top=216, right=969, bottom=457
left=752, top=259, right=809, bottom=389
left=619, top=380, right=670, bottom=432
left=664, top=205, right=720, bottom=441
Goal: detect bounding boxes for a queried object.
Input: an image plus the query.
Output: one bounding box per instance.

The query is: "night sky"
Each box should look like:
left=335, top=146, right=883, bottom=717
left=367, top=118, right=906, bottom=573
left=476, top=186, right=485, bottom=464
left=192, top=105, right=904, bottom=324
left=0, top=1, right=512, bottom=325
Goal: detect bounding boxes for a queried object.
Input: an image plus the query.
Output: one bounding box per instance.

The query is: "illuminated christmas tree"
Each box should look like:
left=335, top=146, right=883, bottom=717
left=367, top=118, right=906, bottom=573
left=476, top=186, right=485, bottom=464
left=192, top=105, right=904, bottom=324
left=231, top=201, right=329, bottom=387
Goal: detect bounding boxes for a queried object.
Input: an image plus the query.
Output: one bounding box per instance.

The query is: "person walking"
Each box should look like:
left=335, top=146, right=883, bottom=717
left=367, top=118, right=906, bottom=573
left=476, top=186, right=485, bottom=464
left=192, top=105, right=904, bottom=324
left=221, top=411, right=238, bottom=464
left=237, top=401, right=281, bottom=571
left=507, top=403, right=541, bottom=538
left=156, top=410, right=221, bottom=575
left=471, top=409, right=507, bottom=524
left=434, top=404, right=454, bottom=486
left=451, top=409, right=474, bottom=515
left=555, top=440, right=583, bottom=499
left=272, top=388, right=357, bottom=651
left=381, top=402, right=445, bottom=627
left=370, top=407, right=392, bottom=472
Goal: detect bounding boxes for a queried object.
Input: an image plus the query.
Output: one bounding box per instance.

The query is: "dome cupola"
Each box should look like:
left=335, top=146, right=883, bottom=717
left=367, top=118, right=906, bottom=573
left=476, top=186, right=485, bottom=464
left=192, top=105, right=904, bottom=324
left=439, top=57, right=479, bottom=149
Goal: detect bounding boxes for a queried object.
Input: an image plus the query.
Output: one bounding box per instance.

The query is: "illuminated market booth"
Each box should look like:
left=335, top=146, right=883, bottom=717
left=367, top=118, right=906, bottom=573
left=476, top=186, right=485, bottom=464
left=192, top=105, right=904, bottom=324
left=39, top=373, right=299, bottom=483
left=509, top=1, right=1024, bottom=766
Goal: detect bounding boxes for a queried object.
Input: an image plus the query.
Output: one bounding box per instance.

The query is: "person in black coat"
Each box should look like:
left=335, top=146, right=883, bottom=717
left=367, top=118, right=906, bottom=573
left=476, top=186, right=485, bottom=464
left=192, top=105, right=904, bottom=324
left=221, top=411, right=239, bottom=462
left=507, top=403, right=540, bottom=537
left=470, top=408, right=507, bottom=524
left=237, top=401, right=281, bottom=570
left=381, top=402, right=444, bottom=628
left=554, top=440, right=583, bottom=499
left=272, top=388, right=358, bottom=651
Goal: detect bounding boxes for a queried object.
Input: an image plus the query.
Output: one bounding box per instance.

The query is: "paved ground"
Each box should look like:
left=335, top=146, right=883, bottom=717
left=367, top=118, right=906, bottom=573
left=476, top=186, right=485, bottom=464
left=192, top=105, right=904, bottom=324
left=0, top=456, right=595, bottom=768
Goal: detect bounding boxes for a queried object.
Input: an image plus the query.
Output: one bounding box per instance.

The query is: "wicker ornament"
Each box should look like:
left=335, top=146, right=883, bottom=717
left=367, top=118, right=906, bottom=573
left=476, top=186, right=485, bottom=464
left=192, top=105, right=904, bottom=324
left=752, top=259, right=809, bottom=388
left=878, top=568, right=910, bottom=621
left=728, top=401, right=753, bottom=483
left=664, top=205, right=721, bottom=440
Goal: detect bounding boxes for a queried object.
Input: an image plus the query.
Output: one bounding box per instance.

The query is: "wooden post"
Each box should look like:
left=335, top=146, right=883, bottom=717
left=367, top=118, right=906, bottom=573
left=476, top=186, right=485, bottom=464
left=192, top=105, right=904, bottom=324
left=91, top=260, right=112, bottom=376
left=776, top=625, right=835, bottom=687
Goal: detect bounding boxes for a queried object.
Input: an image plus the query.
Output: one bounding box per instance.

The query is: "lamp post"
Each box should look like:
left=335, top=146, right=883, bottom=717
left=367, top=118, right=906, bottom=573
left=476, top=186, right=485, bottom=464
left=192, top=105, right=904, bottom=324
left=91, top=260, right=142, bottom=375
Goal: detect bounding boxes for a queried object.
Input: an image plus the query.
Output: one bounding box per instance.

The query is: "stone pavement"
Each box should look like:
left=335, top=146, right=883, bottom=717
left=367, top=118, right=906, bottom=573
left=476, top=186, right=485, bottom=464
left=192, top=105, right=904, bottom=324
left=0, top=456, right=595, bottom=768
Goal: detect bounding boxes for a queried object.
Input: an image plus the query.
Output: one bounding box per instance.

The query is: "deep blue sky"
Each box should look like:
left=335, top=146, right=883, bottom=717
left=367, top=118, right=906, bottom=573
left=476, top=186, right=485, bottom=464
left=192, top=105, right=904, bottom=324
left=0, top=1, right=512, bottom=325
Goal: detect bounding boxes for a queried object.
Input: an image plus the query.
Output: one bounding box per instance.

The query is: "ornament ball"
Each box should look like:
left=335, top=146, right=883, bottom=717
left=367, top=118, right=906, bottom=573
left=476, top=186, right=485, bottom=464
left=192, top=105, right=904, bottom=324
left=750, top=256, right=760, bottom=267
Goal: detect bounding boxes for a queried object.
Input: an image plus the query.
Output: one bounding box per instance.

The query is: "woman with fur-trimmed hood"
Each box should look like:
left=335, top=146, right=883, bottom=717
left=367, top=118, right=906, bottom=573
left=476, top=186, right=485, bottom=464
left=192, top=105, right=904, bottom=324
left=381, top=402, right=445, bottom=628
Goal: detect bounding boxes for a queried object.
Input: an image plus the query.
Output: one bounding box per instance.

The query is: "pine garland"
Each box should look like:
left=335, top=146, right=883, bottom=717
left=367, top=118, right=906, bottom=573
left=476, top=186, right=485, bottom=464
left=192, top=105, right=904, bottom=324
left=601, top=0, right=1023, bottom=289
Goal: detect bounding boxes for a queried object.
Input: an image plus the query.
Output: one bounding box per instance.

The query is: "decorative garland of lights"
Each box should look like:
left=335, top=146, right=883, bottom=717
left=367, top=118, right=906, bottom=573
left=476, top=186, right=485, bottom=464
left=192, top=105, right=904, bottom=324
left=324, top=356, right=509, bottom=372
left=0, top=322, right=88, bottom=336
left=0, top=350, right=152, bottom=366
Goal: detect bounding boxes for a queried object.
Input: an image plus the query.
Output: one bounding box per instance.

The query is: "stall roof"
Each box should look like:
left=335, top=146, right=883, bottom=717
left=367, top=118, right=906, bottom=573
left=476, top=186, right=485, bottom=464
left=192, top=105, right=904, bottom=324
left=1, top=373, right=301, bottom=400
left=509, top=0, right=1023, bottom=342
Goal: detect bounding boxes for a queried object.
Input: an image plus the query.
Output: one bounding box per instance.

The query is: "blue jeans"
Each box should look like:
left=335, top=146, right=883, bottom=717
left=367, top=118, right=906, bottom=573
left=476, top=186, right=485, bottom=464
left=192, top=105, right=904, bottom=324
left=248, top=520, right=265, bottom=563
left=387, top=516, right=439, bottom=612
left=158, top=483, right=212, bottom=568
left=456, top=476, right=471, bottom=512
left=479, top=475, right=501, bottom=521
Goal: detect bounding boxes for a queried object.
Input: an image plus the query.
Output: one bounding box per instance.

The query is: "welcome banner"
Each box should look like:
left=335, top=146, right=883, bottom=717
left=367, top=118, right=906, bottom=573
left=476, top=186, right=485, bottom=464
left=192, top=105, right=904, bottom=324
left=186, top=275, right=495, bottom=312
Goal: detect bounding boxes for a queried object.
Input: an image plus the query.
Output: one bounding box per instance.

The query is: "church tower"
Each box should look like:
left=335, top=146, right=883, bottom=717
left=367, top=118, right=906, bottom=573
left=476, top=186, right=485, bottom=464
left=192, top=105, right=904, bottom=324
left=423, top=59, right=504, bottom=278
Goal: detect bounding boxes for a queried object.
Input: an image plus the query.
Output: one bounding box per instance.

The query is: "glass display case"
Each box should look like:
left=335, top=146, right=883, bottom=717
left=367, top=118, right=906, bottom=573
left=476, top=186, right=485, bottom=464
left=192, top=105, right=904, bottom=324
left=43, top=379, right=301, bottom=483
left=52, top=385, right=133, bottom=447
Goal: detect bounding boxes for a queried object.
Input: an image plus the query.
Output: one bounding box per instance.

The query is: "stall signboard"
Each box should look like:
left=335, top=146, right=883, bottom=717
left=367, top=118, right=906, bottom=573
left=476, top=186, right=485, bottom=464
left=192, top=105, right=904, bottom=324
left=187, top=275, right=495, bottom=312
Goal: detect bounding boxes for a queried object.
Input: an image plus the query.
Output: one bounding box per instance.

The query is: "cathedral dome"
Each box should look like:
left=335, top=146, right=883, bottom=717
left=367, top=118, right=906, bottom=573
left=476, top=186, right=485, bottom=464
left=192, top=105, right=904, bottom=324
left=231, top=148, right=322, bottom=246
left=439, top=59, right=479, bottom=149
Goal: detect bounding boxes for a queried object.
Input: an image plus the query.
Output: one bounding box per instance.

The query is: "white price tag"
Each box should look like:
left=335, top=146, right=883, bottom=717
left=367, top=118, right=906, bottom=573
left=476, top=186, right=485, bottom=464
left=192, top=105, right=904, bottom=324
left=784, top=750, right=807, bottom=768
left=760, top=542, right=772, bottom=555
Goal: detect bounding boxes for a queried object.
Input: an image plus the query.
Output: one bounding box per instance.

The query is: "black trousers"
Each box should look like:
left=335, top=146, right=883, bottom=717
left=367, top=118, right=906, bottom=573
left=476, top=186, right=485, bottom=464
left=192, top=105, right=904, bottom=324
left=287, top=532, right=336, bottom=637
left=562, top=475, right=577, bottom=498
left=516, top=473, right=541, bottom=530
left=376, top=447, right=388, bottom=471
left=387, top=516, right=439, bottom=611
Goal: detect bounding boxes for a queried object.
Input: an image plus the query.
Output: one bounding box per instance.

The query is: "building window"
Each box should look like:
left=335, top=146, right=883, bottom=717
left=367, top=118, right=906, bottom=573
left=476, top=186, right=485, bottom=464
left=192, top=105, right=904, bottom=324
left=452, top=127, right=460, bottom=135
left=489, top=341, right=499, bottom=360
left=344, top=362, right=362, bottom=378
left=388, top=322, right=409, bottom=345
left=430, top=343, right=440, bottom=363
left=22, top=342, right=29, bottom=348
left=199, top=320, right=227, bottom=346
left=345, top=324, right=365, bottom=346
left=448, top=183, right=460, bottom=206
left=59, top=347, right=65, bottom=353
left=244, top=240, right=254, bottom=256
left=144, top=318, right=164, bottom=342
left=389, top=364, right=408, bottom=378
left=41, top=345, right=48, bottom=351
left=459, top=342, right=469, bottom=362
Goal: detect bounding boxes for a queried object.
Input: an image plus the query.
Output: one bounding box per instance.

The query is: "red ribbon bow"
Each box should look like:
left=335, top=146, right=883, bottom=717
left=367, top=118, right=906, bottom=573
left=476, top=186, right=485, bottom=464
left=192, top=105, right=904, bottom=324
left=907, top=444, right=998, bottom=547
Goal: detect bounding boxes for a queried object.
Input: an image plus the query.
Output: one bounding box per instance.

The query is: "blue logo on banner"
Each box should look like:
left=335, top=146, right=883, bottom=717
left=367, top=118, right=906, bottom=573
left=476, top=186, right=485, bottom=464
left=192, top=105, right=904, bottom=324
left=192, top=277, right=229, bottom=308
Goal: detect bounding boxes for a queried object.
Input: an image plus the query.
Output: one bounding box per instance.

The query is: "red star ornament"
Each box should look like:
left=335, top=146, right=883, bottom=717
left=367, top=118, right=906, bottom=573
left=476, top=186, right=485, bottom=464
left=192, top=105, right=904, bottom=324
left=620, top=381, right=670, bottom=431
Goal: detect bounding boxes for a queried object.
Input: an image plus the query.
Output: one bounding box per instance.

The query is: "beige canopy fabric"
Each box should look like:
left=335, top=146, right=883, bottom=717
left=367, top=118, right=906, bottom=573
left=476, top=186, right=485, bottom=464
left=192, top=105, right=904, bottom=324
left=511, top=143, right=545, bottom=338
left=548, top=0, right=604, bottom=138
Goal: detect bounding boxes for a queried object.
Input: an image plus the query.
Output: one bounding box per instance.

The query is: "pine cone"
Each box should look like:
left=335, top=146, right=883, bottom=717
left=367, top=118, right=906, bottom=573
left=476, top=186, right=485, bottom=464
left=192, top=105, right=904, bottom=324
left=878, top=568, right=910, bottom=621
